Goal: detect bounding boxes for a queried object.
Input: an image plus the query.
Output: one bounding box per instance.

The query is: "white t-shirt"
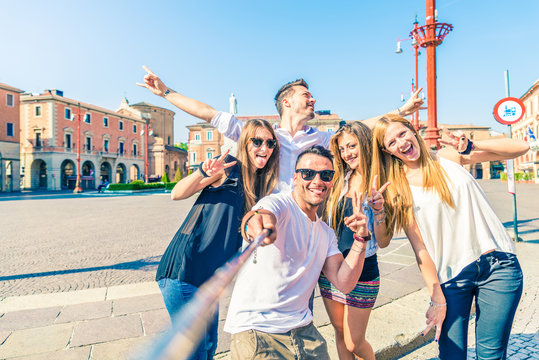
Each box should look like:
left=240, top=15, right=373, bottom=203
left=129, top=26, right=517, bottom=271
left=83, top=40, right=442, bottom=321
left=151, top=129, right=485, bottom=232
left=224, top=192, right=341, bottom=334
left=410, top=156, right=516, bottom=284
left=211, top=112, right=333, bottom=192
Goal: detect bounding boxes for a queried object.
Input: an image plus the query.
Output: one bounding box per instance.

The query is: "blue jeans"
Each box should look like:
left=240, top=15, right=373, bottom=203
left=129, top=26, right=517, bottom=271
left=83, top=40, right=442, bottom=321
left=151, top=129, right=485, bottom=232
left=439, top=251, right=523, bottom=360
left=158, top=278, right=219, bottom=360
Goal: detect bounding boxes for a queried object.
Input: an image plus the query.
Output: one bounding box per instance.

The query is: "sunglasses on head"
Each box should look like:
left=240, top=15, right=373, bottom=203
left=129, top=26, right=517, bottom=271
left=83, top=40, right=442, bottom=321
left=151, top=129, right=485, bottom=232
left=295, top=169, right=335, bottom=182
left=250, top=138, right=277, bottom=149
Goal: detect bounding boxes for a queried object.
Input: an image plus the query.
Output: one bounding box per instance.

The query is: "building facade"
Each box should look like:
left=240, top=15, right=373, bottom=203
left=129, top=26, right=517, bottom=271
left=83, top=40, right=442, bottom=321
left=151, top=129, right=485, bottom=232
left=0, top=83, right=24, bottom=192
left=118, top=100, right=188, bottom=181
left=513, top=79, right=539, bottom=183
left=20, top=90, right=146, bottom=190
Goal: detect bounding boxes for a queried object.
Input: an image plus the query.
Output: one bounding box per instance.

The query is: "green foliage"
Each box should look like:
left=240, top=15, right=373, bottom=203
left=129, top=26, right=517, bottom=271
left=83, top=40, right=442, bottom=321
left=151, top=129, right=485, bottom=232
left=165, top=182, right=177, bottom=190
left=162, top=171, right=170, bottom=183
left=107, top=182, right=165, bottom=191
left=174, top=142, right=188, bottom=151
left=500, top=172, right=534, bottom=181
left=173, top=168, right=183, bottom=182
left=129, top=180, right=145, bottom=185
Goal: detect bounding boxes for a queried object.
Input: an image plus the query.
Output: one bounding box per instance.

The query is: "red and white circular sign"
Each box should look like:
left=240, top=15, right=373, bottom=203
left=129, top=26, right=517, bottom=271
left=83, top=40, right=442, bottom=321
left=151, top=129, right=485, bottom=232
left=493, top=97, right=525, bottom=125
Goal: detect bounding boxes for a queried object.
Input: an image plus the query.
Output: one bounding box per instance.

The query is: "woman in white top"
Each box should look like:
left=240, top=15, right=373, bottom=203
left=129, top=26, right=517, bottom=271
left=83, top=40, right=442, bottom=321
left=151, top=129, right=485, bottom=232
left=371, top=114, right=529, bottom=360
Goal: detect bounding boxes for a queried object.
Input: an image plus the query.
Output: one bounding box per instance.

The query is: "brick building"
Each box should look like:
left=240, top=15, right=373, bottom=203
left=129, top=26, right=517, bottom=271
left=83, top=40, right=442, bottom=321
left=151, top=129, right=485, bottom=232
left=118, top=100, right=188, bottom=181
left=513, top=78, right=539, bottom=183
left=20, top=90, right=146, bottom=190
left=0, top=83, right=24, bottom=192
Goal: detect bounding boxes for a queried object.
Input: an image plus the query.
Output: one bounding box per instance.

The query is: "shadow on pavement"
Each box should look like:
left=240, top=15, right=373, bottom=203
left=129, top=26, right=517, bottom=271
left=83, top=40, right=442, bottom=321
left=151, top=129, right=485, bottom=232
left=0, top=256, right=161, bottom=281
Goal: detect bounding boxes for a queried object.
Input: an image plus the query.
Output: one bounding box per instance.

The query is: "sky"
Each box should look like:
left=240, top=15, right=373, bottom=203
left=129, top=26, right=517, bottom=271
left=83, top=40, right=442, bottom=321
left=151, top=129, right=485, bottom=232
left=1, top=0, right=538, bottom=142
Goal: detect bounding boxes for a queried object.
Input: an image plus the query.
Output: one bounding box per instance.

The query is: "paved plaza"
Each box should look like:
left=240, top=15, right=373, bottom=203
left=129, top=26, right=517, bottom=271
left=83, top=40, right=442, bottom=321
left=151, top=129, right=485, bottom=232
left=0, top=180, right=537, bottom=359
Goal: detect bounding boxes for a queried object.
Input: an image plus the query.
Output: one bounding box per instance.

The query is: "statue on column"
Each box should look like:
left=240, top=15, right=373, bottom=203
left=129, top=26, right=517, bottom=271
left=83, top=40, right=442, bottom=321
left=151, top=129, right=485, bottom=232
left=229, top=93, right=237, bottom=115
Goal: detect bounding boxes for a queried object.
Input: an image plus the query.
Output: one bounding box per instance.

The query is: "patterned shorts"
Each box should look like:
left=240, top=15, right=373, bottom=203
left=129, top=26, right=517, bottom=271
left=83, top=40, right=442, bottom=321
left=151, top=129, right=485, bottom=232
left=318, top=273, right=380, bottom=309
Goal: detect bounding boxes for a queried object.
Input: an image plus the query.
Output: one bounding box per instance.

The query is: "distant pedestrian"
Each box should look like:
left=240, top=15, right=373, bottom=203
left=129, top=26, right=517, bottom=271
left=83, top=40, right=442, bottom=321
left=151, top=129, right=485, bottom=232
left=155, top=119, right=279, bottom=360
left=372, top=114, right=530, bottom=359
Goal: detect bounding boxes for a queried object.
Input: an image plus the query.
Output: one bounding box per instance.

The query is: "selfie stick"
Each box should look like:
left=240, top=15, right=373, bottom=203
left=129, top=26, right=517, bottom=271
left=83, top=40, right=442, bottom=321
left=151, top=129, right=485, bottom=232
left=138, top=228, right=272, bottom=360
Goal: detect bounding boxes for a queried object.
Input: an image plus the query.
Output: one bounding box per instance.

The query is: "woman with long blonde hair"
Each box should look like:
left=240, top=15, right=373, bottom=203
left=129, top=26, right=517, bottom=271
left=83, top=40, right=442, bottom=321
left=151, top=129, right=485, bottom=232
left=319, top=121, right=391, bottom=360
left=372, top=114, right=529, bottom=359
left=156, top=119, right=279, bottom=360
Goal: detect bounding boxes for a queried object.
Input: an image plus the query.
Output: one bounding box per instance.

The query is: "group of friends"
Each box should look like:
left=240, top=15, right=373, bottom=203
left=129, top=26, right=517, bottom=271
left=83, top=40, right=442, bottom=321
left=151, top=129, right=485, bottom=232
left=137, top=66, right=530, bottom=360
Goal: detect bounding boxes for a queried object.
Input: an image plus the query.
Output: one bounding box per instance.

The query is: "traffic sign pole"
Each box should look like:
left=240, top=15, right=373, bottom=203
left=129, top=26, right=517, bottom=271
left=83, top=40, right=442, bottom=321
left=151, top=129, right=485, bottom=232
left=504, top=70, right=520, bottom=242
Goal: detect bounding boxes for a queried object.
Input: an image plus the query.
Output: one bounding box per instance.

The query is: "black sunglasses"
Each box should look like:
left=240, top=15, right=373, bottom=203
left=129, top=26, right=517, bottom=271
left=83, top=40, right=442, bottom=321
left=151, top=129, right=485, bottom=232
left=295, top=169, right=335, bottom=182
left=250, top=137, right=277, bottom=149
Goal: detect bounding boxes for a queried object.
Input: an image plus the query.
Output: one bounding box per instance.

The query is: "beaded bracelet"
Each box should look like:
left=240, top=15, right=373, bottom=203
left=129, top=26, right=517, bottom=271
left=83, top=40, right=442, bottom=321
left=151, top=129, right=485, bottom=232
left=429, top=301, right=447, bottom=307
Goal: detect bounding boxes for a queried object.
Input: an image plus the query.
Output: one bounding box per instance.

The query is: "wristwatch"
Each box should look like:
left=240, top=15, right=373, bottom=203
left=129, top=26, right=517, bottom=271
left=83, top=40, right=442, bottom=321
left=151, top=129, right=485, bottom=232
left=163, top=89, right=171, bottom=97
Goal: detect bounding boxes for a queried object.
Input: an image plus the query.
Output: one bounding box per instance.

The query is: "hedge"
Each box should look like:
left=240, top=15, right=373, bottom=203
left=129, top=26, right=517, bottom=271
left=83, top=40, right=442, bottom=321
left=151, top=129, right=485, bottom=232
left=107, top=181, right=178, bottom=191
left=500, top=172, right=535, bottom=181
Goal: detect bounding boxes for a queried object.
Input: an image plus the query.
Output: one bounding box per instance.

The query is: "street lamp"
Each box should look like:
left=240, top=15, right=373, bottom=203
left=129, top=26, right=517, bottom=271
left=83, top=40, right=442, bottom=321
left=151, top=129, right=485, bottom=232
left=73, top=103, right=83, bottom=193
left=396, top=15, right=422, bottom=130
left=410, top=0, right=453, bottom=148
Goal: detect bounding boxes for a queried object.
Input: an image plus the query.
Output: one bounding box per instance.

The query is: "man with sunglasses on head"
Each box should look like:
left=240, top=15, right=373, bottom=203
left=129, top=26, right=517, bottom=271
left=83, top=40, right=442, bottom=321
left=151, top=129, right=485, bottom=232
left=224, top=146, right=370, bottom=359
left=137, top=66, right=423, bottom=192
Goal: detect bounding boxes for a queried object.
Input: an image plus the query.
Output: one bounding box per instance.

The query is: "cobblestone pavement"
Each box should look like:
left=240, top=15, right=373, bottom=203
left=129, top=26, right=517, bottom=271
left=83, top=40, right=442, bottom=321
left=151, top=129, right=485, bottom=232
left=0, top=192, right=195, bottom=298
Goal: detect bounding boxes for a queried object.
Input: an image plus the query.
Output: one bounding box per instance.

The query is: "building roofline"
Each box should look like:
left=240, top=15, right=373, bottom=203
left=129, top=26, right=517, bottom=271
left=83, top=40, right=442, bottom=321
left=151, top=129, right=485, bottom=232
left=520, top=79, right=539, bottom=101
left=0, top=83, right=24, bottom=93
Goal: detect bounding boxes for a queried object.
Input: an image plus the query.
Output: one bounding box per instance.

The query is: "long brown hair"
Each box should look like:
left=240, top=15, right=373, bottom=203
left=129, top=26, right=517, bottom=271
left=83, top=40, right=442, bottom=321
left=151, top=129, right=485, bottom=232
left=371, top=114, right=454, bottom=233
left=237, top=119, right=280, bottom=212
left=324, top=122, right=377, bottom=232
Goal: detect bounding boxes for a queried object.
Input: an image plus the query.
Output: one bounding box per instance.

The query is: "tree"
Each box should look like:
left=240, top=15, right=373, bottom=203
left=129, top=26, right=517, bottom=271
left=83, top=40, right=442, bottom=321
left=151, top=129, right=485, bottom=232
left=174, top=168, right=183, bottom=182
left=174, top=142, right=188, bottom=151
left=161, top=171, right=170, bottom=183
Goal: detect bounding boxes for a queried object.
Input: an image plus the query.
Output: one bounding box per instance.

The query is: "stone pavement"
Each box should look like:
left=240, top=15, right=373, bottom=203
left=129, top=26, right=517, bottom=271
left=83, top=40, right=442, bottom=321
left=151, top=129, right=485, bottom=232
left=0, top=180, right=537, bottom=359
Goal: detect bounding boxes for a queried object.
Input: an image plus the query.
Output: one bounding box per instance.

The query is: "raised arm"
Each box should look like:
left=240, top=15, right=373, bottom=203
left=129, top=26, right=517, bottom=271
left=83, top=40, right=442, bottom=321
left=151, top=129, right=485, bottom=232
left=322, top=191, right=369, bottom=294
left=362, top=88, right=425, bottom=129
left=136, top=66, right=218, bottom=123
left=437, top=128, right=530, bottom=165
left=170, top=150, right=236, bottom=200
left=404, top=220, right=446, bottom=341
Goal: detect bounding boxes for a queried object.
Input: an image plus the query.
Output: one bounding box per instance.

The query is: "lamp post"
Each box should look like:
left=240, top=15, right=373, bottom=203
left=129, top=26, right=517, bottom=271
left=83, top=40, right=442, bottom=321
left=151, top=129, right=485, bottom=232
left=396, top=16, right=422, bottom=130
left=410, top=0, right=452, bottom=148
left=145, top=118, right=149, bottom=183
left=73, top=103, right=83, bottom=193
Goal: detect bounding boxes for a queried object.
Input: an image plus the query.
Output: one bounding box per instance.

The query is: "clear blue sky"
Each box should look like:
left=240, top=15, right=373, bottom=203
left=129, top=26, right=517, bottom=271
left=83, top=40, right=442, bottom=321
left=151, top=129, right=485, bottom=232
left=2, top=0, right=538, bottom=142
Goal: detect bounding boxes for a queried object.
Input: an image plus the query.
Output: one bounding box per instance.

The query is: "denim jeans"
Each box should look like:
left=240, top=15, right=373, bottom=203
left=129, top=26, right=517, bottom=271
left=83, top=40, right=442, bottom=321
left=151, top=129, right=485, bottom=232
left=439, top=251, right=523, bottom=360
left=158, top=278, right=219, bottom=360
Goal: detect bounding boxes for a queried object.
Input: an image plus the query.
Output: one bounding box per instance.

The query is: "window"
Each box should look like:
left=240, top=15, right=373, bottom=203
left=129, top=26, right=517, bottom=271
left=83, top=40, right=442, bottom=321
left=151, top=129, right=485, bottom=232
left=35, top=105, right=42, bottom=116
left=191, top=152, right=197, bottom=163
left=168, top=136, right=171, bottom=145
left=85, top=137, right=92, bottom=151
left=119, top=141, right=124, bottom=155
left=207, top=152, right=213, bottom=160
left=103, top=117, right=109, bottom=127
left=326, top=128, right=334, bottom=132
left=65, top=108, right=71, bottom=120
left=133, top=144, right=138, bottom=156
left=133, top=124, right=137, bottom=134
left=207, top=131, right=213, bottom=141
left=195, top=133, right=201, bottom=141
left=104, top=139, right=109, bottom=152
left=84, top=114, right=91, bottom=124
left=65, top=134, right=72, bottom=149
left=6, top=123, right=14, bottom=137
left=6, top=94, right=14, bottom=107
left=119, top=120, right=124, bottom=131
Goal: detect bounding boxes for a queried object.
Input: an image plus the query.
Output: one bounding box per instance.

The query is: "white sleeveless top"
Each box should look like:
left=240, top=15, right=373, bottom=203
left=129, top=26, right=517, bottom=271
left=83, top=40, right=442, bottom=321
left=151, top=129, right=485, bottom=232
left=410, top=156, right=516, bottom=283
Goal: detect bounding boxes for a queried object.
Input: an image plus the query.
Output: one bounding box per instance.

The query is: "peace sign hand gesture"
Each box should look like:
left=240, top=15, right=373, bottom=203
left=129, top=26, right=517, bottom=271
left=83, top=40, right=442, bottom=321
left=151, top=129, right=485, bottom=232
left=201, top=149, right=237, bottom=177
left=343, top=191, right=368, bottom=237
left=439, top=128, right=470, bottom=153
left=136, top=65, right=168, bottom=97
left=367, top=175, right=390, bottom=213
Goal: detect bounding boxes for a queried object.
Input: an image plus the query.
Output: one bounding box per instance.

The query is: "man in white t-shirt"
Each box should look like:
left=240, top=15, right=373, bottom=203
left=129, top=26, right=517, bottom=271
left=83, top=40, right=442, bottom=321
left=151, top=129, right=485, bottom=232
left=137, top=66, right=423, bottom=191
left=224, top=146, right=370, bottom=359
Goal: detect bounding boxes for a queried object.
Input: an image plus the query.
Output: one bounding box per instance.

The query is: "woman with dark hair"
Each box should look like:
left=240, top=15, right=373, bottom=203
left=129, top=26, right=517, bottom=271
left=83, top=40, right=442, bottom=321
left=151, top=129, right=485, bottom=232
left=371, top=114, right=529, bottom=359
left=320, top=121, right=391, bottom=360
left=156, top=118, right=279, bottom=360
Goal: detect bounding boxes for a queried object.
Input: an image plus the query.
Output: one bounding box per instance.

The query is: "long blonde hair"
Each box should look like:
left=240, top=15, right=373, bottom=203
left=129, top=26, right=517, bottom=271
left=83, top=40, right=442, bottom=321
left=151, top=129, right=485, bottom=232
left=371, top=114, right=454, bottom=233
left=237, top=119, right=280, bottom=212
left=324, top=122, right=377, bottom=232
